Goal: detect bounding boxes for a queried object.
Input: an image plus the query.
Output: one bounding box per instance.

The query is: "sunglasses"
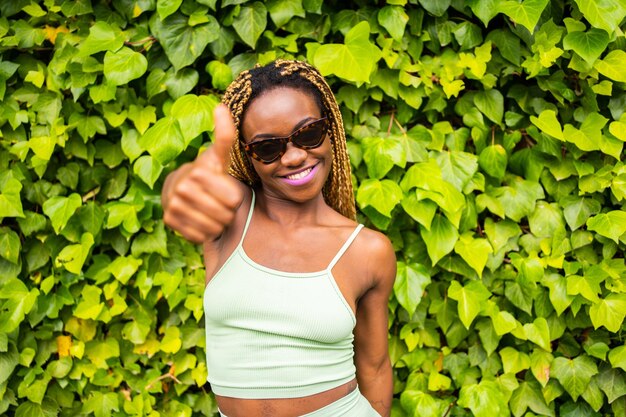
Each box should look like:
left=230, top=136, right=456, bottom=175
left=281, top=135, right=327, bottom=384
left=241, top=117, right=329, bottom=164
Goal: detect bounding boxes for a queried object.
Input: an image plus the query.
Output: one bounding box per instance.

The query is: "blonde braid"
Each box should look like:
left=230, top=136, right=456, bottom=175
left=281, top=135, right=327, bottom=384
left=221, top=60, right=356, bottom=220
left=222, top=71, right=260, bottom=185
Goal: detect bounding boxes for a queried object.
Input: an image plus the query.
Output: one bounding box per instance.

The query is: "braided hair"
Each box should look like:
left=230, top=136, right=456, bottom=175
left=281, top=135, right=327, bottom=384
left=221, top=59, right=356, bottom=220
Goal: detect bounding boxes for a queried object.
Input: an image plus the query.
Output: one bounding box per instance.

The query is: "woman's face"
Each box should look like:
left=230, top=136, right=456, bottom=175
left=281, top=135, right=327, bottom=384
left=240, top=87, right=332, bottom=203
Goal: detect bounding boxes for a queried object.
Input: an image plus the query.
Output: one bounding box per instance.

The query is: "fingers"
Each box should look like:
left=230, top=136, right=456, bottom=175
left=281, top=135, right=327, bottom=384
left=163, top=164, right=244, bottom=243
left=162, top=104, right=243, bottom=243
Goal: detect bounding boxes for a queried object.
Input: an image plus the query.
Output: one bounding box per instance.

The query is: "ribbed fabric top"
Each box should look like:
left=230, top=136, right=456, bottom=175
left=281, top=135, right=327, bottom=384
left=203, top=191, right=361, bottom=399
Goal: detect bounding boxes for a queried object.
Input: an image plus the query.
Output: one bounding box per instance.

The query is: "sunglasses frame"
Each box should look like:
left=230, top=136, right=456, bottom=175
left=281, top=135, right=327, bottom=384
left=240, top=116, right=329, bottom=164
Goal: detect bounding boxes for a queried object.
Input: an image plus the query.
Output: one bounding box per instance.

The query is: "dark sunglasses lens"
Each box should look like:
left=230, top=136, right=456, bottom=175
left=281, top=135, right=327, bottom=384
left=251, top=140, right=284, bottom=162
left=294, top=123, right=326, bottom=148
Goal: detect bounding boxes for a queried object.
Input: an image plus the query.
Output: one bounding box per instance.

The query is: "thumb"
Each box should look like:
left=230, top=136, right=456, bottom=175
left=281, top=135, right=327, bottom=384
left=209, top=103, right=237, bottom=172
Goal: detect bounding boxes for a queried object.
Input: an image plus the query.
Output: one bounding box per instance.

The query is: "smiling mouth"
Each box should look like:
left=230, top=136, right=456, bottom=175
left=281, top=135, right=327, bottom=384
left=283, top=165, right=315, bottom=180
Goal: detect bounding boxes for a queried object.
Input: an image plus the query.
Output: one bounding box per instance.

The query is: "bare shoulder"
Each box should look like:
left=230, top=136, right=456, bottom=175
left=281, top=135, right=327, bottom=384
left=354, top=227, right=397, bottom=289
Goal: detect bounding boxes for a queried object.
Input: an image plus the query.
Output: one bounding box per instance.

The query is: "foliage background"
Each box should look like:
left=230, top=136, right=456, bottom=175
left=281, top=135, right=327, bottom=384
left=1, top=0, right=626, bottom=416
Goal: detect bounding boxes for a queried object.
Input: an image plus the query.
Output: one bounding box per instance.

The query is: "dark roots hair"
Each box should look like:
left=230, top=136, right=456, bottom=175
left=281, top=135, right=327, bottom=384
left=221, top=59, right=356, bottom=220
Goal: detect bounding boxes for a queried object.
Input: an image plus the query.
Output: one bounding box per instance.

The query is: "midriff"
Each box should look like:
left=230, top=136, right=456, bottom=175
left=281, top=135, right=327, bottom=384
left=215, top=378, right=357, bottom=417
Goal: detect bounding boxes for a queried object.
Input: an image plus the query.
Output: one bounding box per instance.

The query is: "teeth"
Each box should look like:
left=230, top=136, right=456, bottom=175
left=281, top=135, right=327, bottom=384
left=286, top=167, right=312, bottom=180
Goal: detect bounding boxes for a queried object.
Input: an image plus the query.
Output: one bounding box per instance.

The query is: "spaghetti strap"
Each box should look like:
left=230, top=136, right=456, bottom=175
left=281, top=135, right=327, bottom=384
left=327, top=224, right=364, bottom=270
left=237, top=189, right=256, bottom=247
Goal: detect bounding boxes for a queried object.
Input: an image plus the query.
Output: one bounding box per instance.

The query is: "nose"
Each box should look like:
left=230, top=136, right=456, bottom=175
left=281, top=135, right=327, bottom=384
left=280, top=143, right=308, bottom=166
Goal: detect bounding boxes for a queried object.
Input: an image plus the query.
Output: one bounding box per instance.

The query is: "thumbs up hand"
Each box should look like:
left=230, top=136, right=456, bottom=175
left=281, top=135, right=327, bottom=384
left=162, top=104, right=245, bottom=244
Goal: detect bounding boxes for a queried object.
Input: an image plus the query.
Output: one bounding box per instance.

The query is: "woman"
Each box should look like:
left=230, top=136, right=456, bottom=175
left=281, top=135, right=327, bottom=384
left=162, top=60, right=396, bottom=417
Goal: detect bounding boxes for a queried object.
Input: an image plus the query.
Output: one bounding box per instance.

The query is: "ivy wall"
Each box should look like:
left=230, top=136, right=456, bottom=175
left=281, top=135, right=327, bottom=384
left=1, top=0, right=626, bottom=416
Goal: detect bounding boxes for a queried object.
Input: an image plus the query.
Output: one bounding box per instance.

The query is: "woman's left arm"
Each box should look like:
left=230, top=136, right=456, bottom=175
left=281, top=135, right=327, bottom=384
left=354, top=231, right=397, bottom=417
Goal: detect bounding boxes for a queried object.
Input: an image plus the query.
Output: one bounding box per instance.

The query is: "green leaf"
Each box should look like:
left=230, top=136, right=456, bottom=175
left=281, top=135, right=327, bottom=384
left=127, top=105, right=156, bottom=135
left=474, top=89, right=503, bottom=125
left=435, top=150, right=478, bottom=192
left=401, top=390, right=447, bottom=416
left=150, top=12, right=219, bottom=71
left=478, top=144, right=507, bottom=180
left=595, top=368, right=626, bottom=404
left=85, top=337, right=120, bottom=369
left=394, top=262, right=430, bottom=316
left=15, top=400, right=58, bottom=417
left=233, top=2, right=267, bottom=48
left=523, top=317, right=551, bottom=351
left=448, top=280, right=491, bottom=329
left=154, top=270, right=184, bottom=298
left=266, top=0, right=305, bottom=27
left=530, top=109, right=564, bottom=140
left=484, top=218, right=521, bottom=251
left=589, top=293, right=626, bottom=332
left=418, top=0, right=451, bottom=17
left=609, top=120, right=626, bottom=141
left=563, top=28, right=610, bottom=65
left=401, top=194, right=437, bottom=229
left=551, top=355, right=598, bottom=401
left=122, top=318, right=151, bottom=345
left=362, top=136, right=406, bottom=179
left=378, top=6, right=409, bottom=42
left=510, top=381, right=555, bottom=417
left=530, top=349, right=553, bottom=387
left=594, top=50, right=626, bottom=82
left=467, top=0, right=500, bottom=26
left=108, top=256, right=143, bottom=285
left=105, top=202, right=141, bottom=234
left=488, top=28, right=521, bottom=65
left=133, top=155, right=163, bottom=189
left=567, top=274, right=601, bottom=303
left=0, top=178, right=24, bottom=218
left=313, top=21, right=382, bottom=85
left=103, top=47, right=148, bottom=86
left=496, top=176, right=544, bottom=222
left=529, top=201, right=565, bottom=238
left=421, top=214, right=459, bottom=265
left=0, top=227, right=20, bottom=264
left=543, top=273, right=574, bottom=316
left=454, top=232, right=492, bottom=277
left=82, top=391, right=119, bottom=417
left=165, top=67, right=199, bottom=99
left=138, top=116, right=185, bottom=165
left=356, top=179, right=403, bottom=217
left=42, top=193, right=82, bottom=234
left=609, top=345, right=626, bottom=372
left=574, top=0, right=626, bottom=34
left=497, top=0, right=549, bottom=33
left=170, top=94, right=220, bottom=144
left=563, top=197, right=601, bottom=231
left=586, top=210, right=626, bottom=243
left=157, top=0, right=183, bottom=20
left=500, top=346, right=530, bottom=374
left=458, top=380, right=508, bottom=416
left=0, top=342, right=18, bottom=385
left=401, top=160, right=466, bottom=215
left=206, top=60, right=234, bottom=90
left=0, top=280, right=39, bottom=333
left=131, top=221, right=169, bottom=257
left=54, top=233, right=94, bottom=274
left=78, top=21, right=125, bottom=57
left=161, top=326, right=182, bottom=353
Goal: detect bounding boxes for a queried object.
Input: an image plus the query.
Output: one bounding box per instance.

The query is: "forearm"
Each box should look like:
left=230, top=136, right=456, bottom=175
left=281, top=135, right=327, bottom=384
left=357, top=359, right=393, bottom=417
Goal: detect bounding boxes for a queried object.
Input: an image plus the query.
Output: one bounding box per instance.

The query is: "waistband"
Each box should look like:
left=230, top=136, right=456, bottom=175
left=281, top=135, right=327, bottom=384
left=218, top=387, right=381, bottom=417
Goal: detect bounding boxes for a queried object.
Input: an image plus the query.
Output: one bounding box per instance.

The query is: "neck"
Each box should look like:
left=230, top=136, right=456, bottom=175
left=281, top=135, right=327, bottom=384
left=255, top=189, right=329, bottom=226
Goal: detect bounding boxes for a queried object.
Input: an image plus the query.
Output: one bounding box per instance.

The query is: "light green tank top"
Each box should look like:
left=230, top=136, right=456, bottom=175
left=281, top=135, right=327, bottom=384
left=203, top=191, right=362, bottom=399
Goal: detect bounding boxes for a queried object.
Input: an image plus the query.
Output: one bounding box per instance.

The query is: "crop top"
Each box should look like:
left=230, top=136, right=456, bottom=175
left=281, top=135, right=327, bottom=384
left=203, top=191, right=362, bottom=399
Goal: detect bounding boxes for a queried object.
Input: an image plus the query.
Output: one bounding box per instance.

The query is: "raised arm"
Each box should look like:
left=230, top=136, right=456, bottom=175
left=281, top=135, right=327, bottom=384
left=162, top=104, right=245, bottom=243
left=354, top=232, right=397, bottom=417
